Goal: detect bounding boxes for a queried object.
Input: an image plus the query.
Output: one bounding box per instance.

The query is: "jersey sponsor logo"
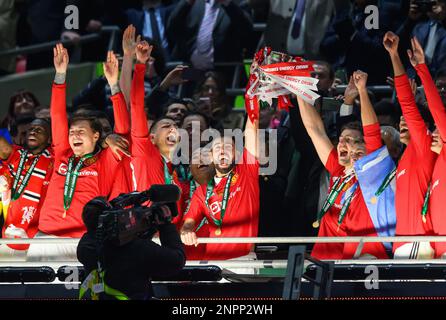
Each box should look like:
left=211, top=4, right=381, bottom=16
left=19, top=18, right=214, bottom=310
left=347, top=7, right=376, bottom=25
left=57, top=163, right=98, bottom=177
left=397, top=169, right=406, bottom=180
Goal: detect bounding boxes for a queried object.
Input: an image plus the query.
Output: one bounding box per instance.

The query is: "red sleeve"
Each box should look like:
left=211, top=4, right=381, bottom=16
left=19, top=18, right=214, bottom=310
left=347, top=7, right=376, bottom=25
left=394, top=73, right=432, bottom=155
left=110, top=92, right=130, bottom=135
left=99, top=147, right=121, bottom=196
left=50, top=84, right=70, bottom=157
left=363, top=123, right=382, bottom=154
left=239, top=148, right=259, bottom=179
left=183, top=189, right=206, bottom=226
left=416, top=63, right=446, bottom=141
left=131, top=64, right=149, bottom=139
left=325, top=148, right=343, bottom=176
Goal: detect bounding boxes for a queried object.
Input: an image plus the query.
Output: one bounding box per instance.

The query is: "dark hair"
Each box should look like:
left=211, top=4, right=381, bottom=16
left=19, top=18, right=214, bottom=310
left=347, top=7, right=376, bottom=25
left=68, top=113, right=103, bottom=140
left=314, top=60, right=335, bottom=80
left=82, top=197, right=111, bottom=232
left=149, top=115, right=177, bottom=133
left=374, top=99, right=401, bottom=126
left=340, top=121, right=363, bottom=136
left=163, top=98, right=189, bottom=114
left=182, top=110, right=211, bottom=128
left=10, top=113, right=36, bottom=137
left=194, top=70, right=227, bottom=98
left=1, top=90, right=40, bottom=128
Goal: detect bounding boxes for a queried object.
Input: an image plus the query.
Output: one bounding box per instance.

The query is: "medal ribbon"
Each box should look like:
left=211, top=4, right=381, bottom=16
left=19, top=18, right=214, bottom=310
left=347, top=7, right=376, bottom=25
left=11, top=150, right=41, bottom=201
left=63, top=152, right=95, bottom=212
left=374, top=167, right=397, bottom=197
left=421, top=182, right=431, bottom=223
left=314, top=173, right=355, bottom=226
left=205, top=171, right=234, bottom=228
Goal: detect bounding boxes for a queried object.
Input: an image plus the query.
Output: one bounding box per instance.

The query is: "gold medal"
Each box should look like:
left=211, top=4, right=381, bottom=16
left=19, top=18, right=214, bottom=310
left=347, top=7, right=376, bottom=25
left=312, top=220, right=320, bottom=228
left=215, top=228, right=222, bottom=236
left=63, top=210, right=67, bottom=218
left=370, top=196, right=377, bottom=204
left=422, top=215, right=427, bottom=224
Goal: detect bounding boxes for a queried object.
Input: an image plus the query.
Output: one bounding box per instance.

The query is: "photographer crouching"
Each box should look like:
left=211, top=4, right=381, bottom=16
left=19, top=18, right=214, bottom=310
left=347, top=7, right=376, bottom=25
left=77, top=185, right=186, bottom=300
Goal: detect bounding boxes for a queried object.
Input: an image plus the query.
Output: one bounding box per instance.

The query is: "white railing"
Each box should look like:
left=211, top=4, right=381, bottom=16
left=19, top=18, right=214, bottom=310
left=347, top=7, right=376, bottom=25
left=2, top=236, right=446, bottom=245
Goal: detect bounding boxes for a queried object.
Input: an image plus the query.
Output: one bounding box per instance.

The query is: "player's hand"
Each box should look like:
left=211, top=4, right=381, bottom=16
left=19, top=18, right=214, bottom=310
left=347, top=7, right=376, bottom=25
left=343, top=76, right=359, bottom=105
left=103, top=51, right=119, bottom=86
left=181, top=231, right=198, bottom=246
left=407, top=37, right=425, bottom=67
left=53, top=43, right=69, bottom=74
left=159, top=65, right=188, bottom=91
left=353, top=70, right=368, bottom=92
left=122, top=24, right=140, bottom=57
left=105, top=134, right=130, bottom=161
left=135, top=40, right=153, bottom=65
left=383, top=31, right=399, bottom=56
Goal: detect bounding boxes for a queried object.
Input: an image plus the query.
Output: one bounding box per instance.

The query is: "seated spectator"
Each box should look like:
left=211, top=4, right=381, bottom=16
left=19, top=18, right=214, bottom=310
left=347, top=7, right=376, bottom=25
left=126, top=0, right=176, bottom=61
left=164, top=98, right=189, bottom=126
left=1, top=90, right=40, bottom=132
left=167, top=0, right=253, bottom=71
left=412, top=0, right=446, bottom=77
left=263, top=0, right=335, bottom=59
left=193, top=71, right=243, bottom=129
left=320, top=0, right=402, bottom=84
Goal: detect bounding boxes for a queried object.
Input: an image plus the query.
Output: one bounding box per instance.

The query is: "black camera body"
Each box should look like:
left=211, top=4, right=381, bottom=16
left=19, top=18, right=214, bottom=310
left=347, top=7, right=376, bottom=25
left=96, top=184, right=180, bottom=246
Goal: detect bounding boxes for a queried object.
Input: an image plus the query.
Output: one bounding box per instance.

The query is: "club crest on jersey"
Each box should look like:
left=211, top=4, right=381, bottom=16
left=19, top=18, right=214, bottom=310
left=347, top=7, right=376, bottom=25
left=21, top=206, right=36, bottom=225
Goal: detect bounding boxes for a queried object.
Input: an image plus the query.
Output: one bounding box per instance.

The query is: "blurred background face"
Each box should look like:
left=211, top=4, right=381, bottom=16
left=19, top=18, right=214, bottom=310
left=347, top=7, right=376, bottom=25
left=182, top=115, right=208, bottom=137
left=212, top=137, right=235, bottom=174
left=26, top=120, right=50, bottom=152
left=166, top=103, right=188, bottom=126
left=69, top=120, right=100, bottom=156
left=311, top=63, right=333, bottom=95
left=429, top=0, right=446, bottom=21
left=431, top=127, right=443, bottom=154
left=190, top=147, right=215, bottom=184
left=13, top=95, right=36, bottom=116
left=200, top=77, right=220, bottom=103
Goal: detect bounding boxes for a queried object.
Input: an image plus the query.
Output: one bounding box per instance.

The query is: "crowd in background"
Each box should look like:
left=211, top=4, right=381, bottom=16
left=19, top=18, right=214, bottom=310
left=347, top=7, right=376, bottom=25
left=0, top=0, right=446, bottom=261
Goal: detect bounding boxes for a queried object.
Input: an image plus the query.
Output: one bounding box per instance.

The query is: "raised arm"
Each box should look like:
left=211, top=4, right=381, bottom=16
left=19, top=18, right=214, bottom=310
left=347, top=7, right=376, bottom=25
left=51, top=43, right=70, bottom=155
left=353, top=70, right=382, bottom=153
left=408, top=37, right=446, bottom=140
left=119, top=25, right=139, bottom=109
left=383, top=31, right=431, bottom=153
left=296, top=96, right=334, bottom=166
left=131, top=41, right=152, bottom=139
left=244, top=113, right=258, bottom=159
left=103, top=50, right=130, bottom=136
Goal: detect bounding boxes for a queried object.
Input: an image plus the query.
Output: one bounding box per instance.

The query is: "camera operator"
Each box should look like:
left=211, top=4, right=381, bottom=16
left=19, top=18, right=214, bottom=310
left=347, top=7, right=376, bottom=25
left=77, top=195, right=185, bottom=300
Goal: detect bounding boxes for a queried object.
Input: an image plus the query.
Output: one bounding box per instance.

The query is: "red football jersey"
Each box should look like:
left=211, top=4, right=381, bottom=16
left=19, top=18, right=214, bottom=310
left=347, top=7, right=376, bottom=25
left=1, top=146, right=53, bottom=250
left=393, top=73, right=437, bottom=252
left=185, top=149, right=259, bottom=260
left=37, top=83, right=128, bottom=238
